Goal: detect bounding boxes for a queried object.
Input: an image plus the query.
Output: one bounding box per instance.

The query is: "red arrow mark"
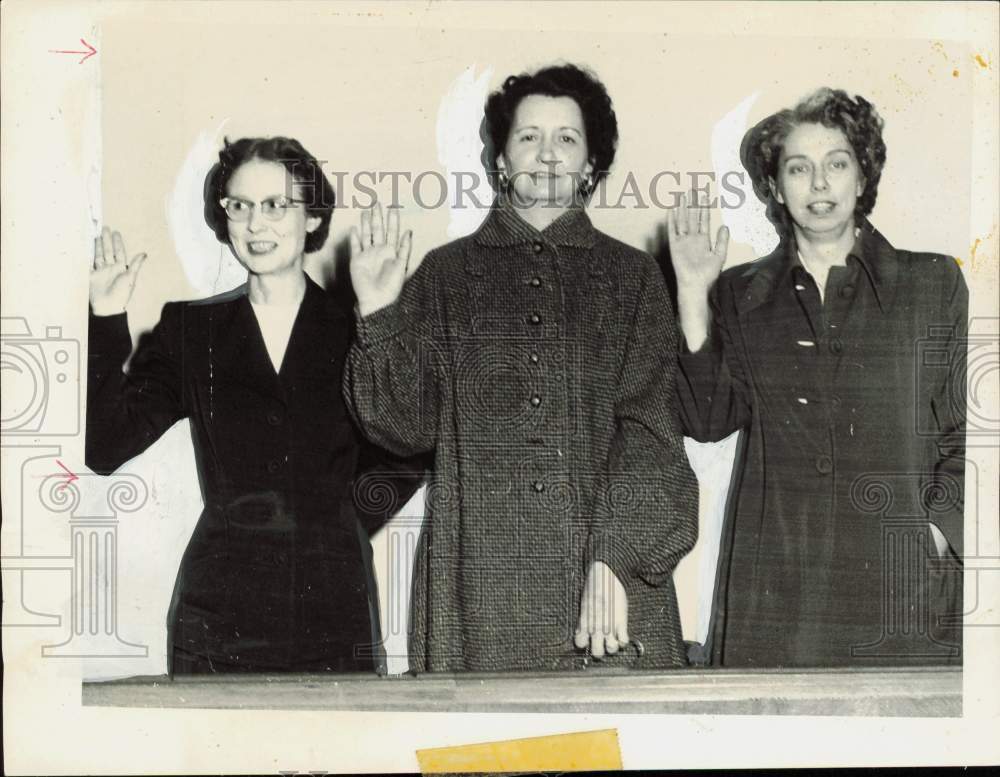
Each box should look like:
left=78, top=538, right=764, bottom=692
left=55, top=460, right=79, bottom=491
left=48, top=38, right=97, bottom=64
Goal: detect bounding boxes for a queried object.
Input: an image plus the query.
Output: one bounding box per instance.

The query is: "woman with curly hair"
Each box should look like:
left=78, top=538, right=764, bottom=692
left=670, top=88, right=967, bottom=667
left=87, top=136, right=420, bottom=673
left=344, top=63, right=698, bottom=672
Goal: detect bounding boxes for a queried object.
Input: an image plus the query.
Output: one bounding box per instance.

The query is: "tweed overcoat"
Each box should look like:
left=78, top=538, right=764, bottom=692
left=344, top=203, right=699, bottom=672
left=677, top=222, right=966, bottom=668
left=87, top=275, right=420, bottom=672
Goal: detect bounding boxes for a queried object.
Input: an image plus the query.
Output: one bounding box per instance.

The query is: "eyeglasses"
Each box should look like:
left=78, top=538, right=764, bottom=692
left=219, top=195, right=308, bottom=222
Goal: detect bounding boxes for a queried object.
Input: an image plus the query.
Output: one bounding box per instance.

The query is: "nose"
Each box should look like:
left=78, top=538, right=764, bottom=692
left=537, top=135, right=560, bottom=165
left=810, top=166, right=829, bottom=192
left=246, top=204, right=267, bottom=233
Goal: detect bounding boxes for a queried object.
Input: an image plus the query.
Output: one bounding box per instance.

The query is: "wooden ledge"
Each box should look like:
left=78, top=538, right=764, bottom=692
left=83, top=666, right=961, bottom=717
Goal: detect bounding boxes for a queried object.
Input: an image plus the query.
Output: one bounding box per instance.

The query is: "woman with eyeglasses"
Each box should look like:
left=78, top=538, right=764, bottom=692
left=343, top=64, right=698, bottom=672
left=87, top=136, right=422, bottom=674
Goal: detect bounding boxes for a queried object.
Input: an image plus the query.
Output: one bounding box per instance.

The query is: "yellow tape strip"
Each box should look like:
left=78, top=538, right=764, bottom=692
left=416, top=728, right=622, bottom=773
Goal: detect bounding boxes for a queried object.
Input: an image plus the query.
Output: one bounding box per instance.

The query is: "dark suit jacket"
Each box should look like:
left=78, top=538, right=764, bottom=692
left=87, top=275, right=425, bottom=672
left=677, top=222, right=966, bottom=667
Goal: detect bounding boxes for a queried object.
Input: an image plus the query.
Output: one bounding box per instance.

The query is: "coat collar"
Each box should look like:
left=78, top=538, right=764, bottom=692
left=473, top=199, right=597, bottom=250
left=211, top=273, right=348, bottom=399
left=735, top=219, right=898, bottom=314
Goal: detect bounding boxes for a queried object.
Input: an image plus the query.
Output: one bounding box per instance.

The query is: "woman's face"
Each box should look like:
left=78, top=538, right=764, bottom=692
left=223, top=159, right=320, bottom=276
left=498, top=94, right=594, bottom=208
left=770, top=122, right=865, bottom=238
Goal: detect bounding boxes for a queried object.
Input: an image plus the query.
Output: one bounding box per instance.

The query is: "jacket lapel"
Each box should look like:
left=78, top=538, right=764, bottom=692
left=278, top=274, right=351, bottom=390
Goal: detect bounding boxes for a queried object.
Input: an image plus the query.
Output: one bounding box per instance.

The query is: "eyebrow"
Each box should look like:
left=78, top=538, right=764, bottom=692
left=513, top=125, right=583, bottom=133
left=782, top=148, right=855, bottom=162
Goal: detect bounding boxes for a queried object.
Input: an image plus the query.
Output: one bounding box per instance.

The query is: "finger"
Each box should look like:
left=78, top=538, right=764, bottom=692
left=685, top=190, right=700, bottom=235
left=675, top=194, right=688, bottom=235
left=574, top=598, right=590, bottom=649
left=349, top=227, right=363, bottom=260
left=372, top=202, right=386, bottom=246
left=402, top=232, right=422, bottom=278
left=590, top=630, right=605, bottom=659
left=102, top=227, right=114, bottom=268
left=714, top=225, right=731, bottom=260
left=360, top=208, right=372, bottom=247
left=386, top=207, right=400, bottom=254
left=698, top=193, right=710, bottom=235
left=666, top=200, right=678, bottom=241
left=112, top=231, right=127, bottom=265
left=93, top=236, right=104, bottom=270
left=126, top=253, right=147, bottom=278
left=604, top=632, right=619, bottom=655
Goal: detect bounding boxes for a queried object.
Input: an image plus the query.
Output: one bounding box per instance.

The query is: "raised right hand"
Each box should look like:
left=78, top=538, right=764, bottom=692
left=90, top=226, right=147, bottom=316
left=667, top=192, right=730, bottom=295
left=349, top=204, right=422, bottom=317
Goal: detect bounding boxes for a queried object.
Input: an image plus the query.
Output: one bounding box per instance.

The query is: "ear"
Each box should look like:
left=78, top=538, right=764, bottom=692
left=584, top=157, right=595, bottom=178
left=496, top=153, right=508, bottom=175
left=305, top=214, right=322, bottom=234
left=768, top=176, right=784, bottom=205
left=856, top=176, right=866, bottom=198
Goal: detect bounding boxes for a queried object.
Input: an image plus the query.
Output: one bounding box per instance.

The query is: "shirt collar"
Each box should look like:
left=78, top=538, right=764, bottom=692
left=474, top=198, right=597, bottom=250
left=737, top=219, right=897, bottom=314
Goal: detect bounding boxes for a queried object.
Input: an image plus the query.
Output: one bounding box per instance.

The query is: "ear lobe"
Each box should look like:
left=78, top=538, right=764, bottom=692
left=768, top=176, right=784, bottom=205
left=306, top=215, right=321, bottom=234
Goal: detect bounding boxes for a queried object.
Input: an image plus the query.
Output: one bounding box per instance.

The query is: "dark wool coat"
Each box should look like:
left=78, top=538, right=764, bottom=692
left=677, top=221, right=966, bottom=668
left=344, top=203, right=699, bottom=672
left=87, top=276, right=421, bottom=673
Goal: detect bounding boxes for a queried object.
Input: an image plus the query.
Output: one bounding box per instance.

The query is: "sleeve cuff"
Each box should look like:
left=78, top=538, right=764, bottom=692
left=354, top=301, right=404, bottom=348
left=88, top=310, right=130, bottom=346
left=589, top=531, right=644, bottom=583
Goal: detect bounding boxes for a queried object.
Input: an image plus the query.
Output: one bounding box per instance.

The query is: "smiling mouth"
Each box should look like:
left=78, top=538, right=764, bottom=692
left=248, top=241, right=278, bottom=255
left=806, top=201, right=837, bottom=215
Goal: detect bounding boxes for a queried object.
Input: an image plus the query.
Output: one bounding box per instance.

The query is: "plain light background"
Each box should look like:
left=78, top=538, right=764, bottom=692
left=2, top=1, right=998, bottom=774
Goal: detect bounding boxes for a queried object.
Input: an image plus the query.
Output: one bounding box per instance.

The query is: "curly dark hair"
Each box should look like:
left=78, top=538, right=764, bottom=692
left=741, top=88, right=886, bottom=236
left=203, top=136, right=336, bottom=254
left=481, top=63, right=618, bottom=198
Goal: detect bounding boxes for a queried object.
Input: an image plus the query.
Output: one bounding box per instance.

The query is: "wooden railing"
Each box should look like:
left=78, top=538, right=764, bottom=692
left=83, top=666, right=960, bottom=717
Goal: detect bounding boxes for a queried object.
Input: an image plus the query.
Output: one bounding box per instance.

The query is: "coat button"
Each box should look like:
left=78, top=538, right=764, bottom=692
left=532, top=240, right=544, bottom=255
left=840, top=284, right=855, bottom=299
left=533, top=480, right=546, bottom=493
left=529, top=276, right=542, bottom=287
left=267, top=459, right=281, bottom=473
left=830, top=338, right=843, bottom=355
left=529, top=313, right=542, bottom=325
left=815, top=455, right=833, bottom=475
left=529, top=352, right=540, bottom=364
left=530, top=395, right=542, bottom=407
left=266, top=410, right=282, bottom=426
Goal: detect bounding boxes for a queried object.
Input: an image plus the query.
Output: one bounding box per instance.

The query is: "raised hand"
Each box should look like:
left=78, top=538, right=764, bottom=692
left=667, top=192, right=730, bottom=294
left=574, top=561, right=629, bottom=660
left=90, top=227, right=147, bottom=316
left=349, top=204, right=421, bottom=317
left=668, top=193, right=730, bottom=352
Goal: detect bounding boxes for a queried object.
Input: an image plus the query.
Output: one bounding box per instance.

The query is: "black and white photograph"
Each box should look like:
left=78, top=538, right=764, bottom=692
left=2, top=0, right=998, bottom=773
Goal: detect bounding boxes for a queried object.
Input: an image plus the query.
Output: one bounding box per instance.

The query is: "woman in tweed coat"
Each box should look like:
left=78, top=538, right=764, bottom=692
left=344, top=64, right=699, bottom=672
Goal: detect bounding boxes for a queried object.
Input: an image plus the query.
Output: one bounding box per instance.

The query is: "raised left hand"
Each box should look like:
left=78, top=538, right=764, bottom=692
left=574, top=561, right=629, bottom=659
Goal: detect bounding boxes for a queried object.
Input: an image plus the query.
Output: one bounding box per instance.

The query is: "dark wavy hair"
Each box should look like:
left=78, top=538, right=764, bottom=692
left=741, top=88, right=887, bottom=236
left=481, top=63, right=618, bottom=198
left=203, top=136, right=336, bottom=254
